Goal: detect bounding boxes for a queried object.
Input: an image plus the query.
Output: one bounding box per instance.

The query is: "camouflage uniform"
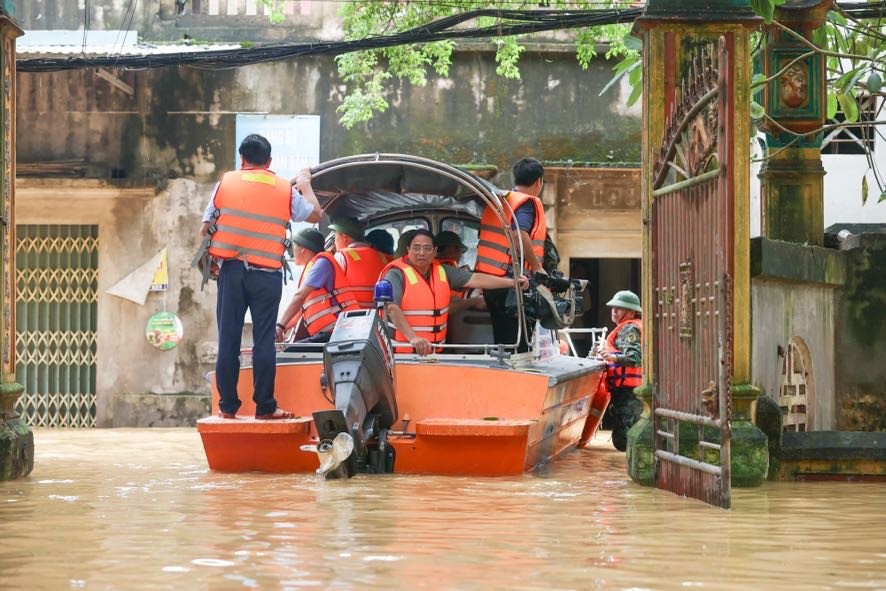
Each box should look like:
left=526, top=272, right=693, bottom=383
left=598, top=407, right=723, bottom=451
left=607, top=320, right=644, bottom=452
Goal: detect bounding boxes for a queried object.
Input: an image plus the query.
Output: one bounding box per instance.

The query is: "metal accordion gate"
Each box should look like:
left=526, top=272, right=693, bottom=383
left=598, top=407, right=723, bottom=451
left=651, top=36, right=734, bottom=508
left=15, top=225, right=98, bottom=428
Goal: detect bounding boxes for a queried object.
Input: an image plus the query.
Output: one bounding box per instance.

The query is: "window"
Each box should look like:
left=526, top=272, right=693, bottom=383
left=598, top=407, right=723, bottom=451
left=440, top=218, right=480, bottom=269
left=366, top=218, right=429, bottom=256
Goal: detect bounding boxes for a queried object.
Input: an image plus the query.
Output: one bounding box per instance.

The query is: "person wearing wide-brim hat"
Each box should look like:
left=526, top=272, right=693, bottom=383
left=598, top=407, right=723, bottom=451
left=434, top=230, right=469, bottom=267
left=596, top=290, right=643, bottom=452
left=329, top=217, right=365, bottom=249
left=276, top=227, right=355, bottom=345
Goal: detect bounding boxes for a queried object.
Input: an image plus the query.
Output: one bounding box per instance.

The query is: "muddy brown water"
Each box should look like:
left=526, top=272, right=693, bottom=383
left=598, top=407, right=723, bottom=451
left=0, top=428, right=883, bottom=590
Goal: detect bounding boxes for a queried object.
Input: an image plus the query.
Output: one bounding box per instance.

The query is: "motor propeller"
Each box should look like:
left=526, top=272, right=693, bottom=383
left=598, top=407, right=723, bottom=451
left=300, top=432, right=355, bottom=477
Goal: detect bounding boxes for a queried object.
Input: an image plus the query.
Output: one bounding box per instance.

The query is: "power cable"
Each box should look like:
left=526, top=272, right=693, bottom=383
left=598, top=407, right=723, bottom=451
left=16, top=2, right=885, bottom=74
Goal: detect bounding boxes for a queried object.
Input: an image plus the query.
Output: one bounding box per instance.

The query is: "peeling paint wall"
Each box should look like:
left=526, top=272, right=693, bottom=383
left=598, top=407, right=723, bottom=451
left=18, top=52, right=641, bottom=183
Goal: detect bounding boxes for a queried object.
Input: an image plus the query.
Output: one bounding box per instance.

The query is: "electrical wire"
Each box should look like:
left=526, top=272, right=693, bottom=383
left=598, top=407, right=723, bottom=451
left=16, top=2, right=885, bottom=74
left=16, top=7, right=641, bottom=72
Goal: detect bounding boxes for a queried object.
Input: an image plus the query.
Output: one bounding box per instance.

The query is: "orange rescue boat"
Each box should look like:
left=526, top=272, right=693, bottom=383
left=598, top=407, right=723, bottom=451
left=197, top=154, right=608, bottom=477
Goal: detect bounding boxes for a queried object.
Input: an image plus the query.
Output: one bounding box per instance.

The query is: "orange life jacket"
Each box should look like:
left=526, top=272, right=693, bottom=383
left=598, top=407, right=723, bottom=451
left=604, top=318, right=643, bottom=390
left=286, top=252, right=358, bottom=336
left=382, top=258, right=450, bottom=353
left=207, top=169, right=292, bottom=269
left=475, top=191, right=546, bottom=277
left=337, top=245, right=391, bottom=308
left=437, top=257, right=468, bottom=300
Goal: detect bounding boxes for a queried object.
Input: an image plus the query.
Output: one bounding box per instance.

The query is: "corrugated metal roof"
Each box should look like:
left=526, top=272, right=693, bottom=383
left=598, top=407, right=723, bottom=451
left=18, top=30, right=241, bottom=56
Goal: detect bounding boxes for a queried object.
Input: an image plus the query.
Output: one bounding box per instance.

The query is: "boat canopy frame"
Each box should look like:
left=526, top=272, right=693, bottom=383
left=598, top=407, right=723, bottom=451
left=297, top=153, right=534, bottom=356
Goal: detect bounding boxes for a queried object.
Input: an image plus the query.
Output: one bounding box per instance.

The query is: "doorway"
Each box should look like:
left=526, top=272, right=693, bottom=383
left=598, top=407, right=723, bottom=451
left=567, top=257, right=641, bottom=357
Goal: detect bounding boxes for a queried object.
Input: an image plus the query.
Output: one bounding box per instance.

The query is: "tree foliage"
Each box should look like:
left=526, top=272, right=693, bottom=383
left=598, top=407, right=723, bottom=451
left=262, top=0, right=885, bottom=200
left=334, top=1, right=638, bottom=128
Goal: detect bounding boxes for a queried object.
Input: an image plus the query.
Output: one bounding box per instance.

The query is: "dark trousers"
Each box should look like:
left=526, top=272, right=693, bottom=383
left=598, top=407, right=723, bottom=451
left=215, top=260, right=283, bottom=416
left=483, top=287, right=528, bottom=353
left=608, top=386, right=644, bottom=452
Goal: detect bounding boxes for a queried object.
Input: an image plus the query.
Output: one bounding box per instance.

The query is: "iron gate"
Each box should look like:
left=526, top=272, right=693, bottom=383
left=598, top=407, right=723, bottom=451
left=651, top=36, right=733, bottom=508
left=15, top=225, right=98, bottom=428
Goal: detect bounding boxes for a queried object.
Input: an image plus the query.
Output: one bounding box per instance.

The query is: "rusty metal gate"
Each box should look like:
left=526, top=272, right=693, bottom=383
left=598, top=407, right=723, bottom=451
left=651, top=36, right=733, bottom=508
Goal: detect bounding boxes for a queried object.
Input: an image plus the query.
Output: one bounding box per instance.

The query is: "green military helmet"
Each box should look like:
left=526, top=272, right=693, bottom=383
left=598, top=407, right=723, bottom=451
left=606, top=290, right=641, bottom=313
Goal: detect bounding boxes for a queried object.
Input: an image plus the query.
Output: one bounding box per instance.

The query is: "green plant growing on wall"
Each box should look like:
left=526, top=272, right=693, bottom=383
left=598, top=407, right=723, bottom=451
left=333, top=1, right=638, bottom=129
left=259, top=0, right=285, bottom=25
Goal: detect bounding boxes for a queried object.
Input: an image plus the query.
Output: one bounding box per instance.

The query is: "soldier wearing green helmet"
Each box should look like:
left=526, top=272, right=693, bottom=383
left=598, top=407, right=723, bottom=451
left=598, top=289, right=644, bottom=451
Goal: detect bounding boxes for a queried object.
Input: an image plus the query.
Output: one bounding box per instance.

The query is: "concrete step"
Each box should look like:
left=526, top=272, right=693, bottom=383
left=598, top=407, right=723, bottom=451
left=778, top=431, right=886, bottom=482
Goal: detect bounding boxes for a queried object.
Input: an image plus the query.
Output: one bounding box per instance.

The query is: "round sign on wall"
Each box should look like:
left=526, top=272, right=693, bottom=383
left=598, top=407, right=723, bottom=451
left=146, top=311, right=183, bottom=350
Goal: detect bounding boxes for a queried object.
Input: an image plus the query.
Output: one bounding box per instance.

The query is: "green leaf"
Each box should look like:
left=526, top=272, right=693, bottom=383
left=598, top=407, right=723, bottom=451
left=879, top=190, right=886, bottom=204
left=837, top=92, right=859, bottom=123
left=624, top=36, right=642, bottom=52
left=835, top=66, right=864, bottom=94
left=827, top=91, right=838, bottom=119
left=599, top=57, right=640, bottom=97
left=627, top=82, right=643, bottom=107
left=750, top=101, right=766, bottom=120
left=751, top=72, right=766, bottom=89
left=867, top=72, right=883, bottom=94
left=827, top=10, right=847, bottom=26
left=628, top=63, right=642, bottom=86
left=812, top=24, right=828, bottom=48
left=861, top=174, right=869, bottom=206
left=751, top=0, right=775, bottom=22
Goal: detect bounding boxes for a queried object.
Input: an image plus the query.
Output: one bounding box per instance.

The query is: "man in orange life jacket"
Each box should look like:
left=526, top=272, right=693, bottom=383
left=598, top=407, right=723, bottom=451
left=331, top=217, right=390, bottom=309
left=599, top=290, right=644, bottom=451
left=381, top=230, right=529, bottom=356
left=475, top=157, right=547, bottom=352
left=199, top=134, right=322, bottom=420
left=275, top=228, right=356, bottom=346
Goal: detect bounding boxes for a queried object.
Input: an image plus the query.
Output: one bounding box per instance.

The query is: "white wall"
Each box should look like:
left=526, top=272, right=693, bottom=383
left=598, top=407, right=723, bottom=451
left=749, top=101, right=886, bottom=236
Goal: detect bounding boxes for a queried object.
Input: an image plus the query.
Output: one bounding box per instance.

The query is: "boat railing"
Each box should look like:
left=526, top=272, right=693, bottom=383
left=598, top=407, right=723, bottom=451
left=268, top=340, right=520, bottom=362
left=559, top=327, right=608, bottom=358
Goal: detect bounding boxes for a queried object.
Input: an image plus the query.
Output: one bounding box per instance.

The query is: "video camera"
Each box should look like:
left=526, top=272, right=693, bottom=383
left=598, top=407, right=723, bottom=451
left=507, top=271, right=587, bottom=330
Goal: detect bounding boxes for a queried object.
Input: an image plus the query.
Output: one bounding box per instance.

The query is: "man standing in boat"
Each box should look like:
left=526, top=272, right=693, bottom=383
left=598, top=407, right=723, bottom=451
left=275, top=228, right=356, bottom=345
left=599, top=290, right=644, bottom=451
left=198, top=134, right=322, bottom=420
left=475, top=157, right=548, bottom=352
left=381, top=230, right=528, bottom=356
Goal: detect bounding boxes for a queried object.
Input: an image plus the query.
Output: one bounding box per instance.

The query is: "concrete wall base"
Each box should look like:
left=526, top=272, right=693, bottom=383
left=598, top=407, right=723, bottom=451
left=0, top=419, right=35, bottom=480
left=626, top=414, right=769, bottom=488
left=108, top=393, right=210, bottom=427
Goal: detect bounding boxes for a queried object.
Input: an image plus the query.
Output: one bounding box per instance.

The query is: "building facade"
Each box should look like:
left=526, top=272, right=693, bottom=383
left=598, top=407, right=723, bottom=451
left=13, top=0, right=643, bottom=426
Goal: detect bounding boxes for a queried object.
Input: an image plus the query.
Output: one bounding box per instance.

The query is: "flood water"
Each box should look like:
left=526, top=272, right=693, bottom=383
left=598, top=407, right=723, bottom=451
left=1, top=428, right=884, bottom=591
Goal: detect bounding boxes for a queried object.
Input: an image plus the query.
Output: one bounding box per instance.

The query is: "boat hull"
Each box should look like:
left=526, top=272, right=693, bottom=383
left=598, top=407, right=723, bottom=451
left=197, top=355, right=606, bottom=476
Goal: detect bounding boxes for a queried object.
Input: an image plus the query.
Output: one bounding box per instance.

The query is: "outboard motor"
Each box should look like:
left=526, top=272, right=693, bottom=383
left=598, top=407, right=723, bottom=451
left=301, top=287, right=398, bottom=479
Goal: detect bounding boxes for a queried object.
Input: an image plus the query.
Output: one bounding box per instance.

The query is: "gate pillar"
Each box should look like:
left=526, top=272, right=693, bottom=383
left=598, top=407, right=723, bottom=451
left=0, top=7, right=31, bottom=481
left=627, top=0, right=768, bottom=498
left=755, top=1, right=833, bottom=245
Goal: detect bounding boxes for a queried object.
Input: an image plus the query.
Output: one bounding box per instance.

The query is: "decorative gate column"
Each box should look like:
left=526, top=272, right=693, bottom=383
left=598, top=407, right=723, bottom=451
left=629, top=0, right=768, bottom=506
left=0, top=7, right=31, bottom=481
left=755, top=1, right=833, bottom=245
